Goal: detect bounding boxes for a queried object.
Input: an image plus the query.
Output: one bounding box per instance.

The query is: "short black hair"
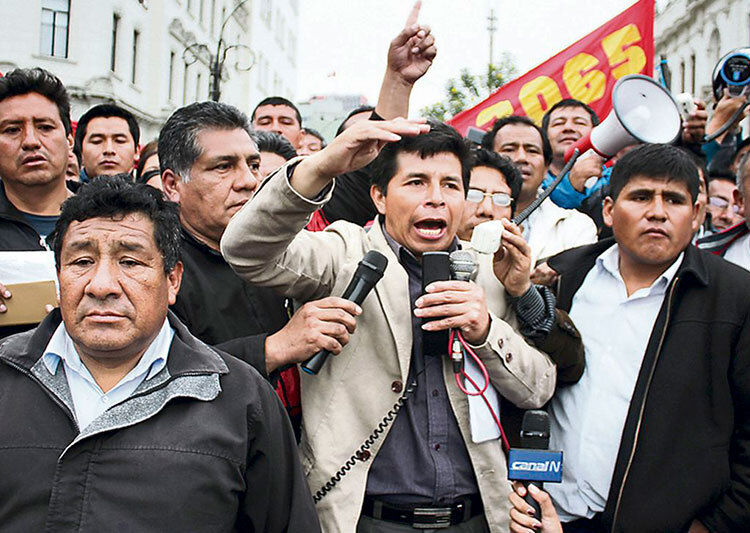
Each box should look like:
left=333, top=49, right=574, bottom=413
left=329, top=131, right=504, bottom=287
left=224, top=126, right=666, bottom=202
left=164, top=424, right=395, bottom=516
left=136, top=139, right=159, bottom=184
left=481, top=115, right=553, bottom=165
left=469, top=148, right=523, bottom=215
left=251, top=96, right=302, bottom=126
left=0, top=68, right=72, bottom=135
left=609, top=144, right=699, bottom=202
left=75, top=104, right=141, bottom=154
left=53, top=175, right=181, bottom=273
left=336, top=105, right=375, bottom=137
left=541, top=99, right=600, bottom=132
left=159, top=101, right=253, bottom=182
left=370, top=120, right=472, bottom=195
left=304, top=127, right=326, bottom=147
left=254, top=130, right=297, bottom=161
left=708, top=169, right=737, bottom=185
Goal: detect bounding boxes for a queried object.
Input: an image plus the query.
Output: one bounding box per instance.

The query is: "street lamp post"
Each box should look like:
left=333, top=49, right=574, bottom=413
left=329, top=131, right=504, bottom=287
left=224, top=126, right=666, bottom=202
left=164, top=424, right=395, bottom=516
left=183, top=0, right=255, bottom=102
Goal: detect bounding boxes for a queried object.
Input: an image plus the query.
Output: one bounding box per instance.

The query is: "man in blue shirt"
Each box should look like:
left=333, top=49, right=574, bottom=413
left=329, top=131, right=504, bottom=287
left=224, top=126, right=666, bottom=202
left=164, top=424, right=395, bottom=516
left=539, top=99, right=607, bottom=210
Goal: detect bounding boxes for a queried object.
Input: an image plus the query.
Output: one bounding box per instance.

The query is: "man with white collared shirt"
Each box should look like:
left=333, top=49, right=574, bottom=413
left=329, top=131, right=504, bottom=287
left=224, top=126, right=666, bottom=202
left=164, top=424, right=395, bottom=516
left=541, top=144, right=750, bottom=533
left=0, top=176, right=318, bottom=532
left=548, top=245, right=683, bottom=522
left=41, top=317, right=173, bottom=431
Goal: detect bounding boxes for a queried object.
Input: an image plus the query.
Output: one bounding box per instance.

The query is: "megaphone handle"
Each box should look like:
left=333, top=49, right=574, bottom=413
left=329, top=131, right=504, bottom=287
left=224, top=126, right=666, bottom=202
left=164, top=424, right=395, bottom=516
left=704, top=100, right=750, bottom=143
left=512, top=149, right=580, bottom=225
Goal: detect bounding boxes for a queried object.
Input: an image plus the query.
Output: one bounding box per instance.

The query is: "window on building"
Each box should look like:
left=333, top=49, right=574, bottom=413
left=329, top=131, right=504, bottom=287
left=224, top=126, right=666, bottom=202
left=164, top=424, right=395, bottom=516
left=168, top=51, right=176, bottom=101
left=111, top=14, right=120, bottom=71
left=183, top=62, right=190, bottom=104
left=680, top=60, right=685, bottom=93
left=131, top=30, right=140, bottom=84
left=40, top=0, right=70, bottom=58
left=196, top=72, right=203, bottom=101
left=690, top=53, right=696, bottom=95
left=708, top=28, right=721, bottom=66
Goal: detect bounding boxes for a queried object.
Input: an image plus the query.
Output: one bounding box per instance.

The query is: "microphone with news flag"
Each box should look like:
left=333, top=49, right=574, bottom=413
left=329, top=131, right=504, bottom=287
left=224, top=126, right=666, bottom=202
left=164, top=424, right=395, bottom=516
left=507, top=410, right=563, bottom=518
left=300, top=250, right=388, bottom=375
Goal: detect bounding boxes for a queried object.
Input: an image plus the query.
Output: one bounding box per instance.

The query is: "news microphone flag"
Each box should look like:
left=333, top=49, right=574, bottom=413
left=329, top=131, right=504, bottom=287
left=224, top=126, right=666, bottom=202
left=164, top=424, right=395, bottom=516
left=507, top=449, right=563, bottom=483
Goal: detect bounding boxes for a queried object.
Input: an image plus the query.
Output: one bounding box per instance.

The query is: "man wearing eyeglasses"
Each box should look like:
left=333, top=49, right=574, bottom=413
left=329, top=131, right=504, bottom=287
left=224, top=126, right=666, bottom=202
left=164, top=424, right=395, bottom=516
left=480, top=116, right=597, bottom=285
left=699, top=153, right=750, bottom=271
left=706, top=174, right=743, bottom=232
left=457, top=149, right=519, bottom=242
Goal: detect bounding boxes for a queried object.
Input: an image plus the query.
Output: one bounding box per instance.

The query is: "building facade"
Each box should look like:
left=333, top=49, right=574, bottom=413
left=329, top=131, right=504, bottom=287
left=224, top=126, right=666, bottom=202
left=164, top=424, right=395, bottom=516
left=655, top=0, right=750, bottom=102
left=0, top=0, right=299, bottom=142
left=298, top=93, right=369, bottom=142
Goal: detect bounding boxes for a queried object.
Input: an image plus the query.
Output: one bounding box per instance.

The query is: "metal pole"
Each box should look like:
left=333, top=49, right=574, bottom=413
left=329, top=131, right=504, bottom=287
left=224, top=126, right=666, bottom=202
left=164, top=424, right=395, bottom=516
left=211, top=0, right=251, bottom=101
left=487, top=8, right=497, bottom=92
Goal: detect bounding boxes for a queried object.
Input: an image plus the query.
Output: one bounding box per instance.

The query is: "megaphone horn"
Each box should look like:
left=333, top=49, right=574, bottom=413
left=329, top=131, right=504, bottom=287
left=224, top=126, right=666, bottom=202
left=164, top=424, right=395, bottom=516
left=564, top=74, right=682, bottom=162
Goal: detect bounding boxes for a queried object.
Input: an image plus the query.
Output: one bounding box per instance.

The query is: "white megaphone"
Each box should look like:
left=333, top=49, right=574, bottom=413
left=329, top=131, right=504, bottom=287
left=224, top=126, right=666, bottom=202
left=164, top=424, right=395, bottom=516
left=514, top=75, right=682, bottom=225
left=564, top=74, right=682, bottom=162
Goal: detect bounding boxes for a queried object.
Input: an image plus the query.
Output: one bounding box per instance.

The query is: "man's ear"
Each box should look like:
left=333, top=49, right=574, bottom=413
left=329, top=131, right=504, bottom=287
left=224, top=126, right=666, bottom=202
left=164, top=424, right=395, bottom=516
left=166, top=261, right=183, bottom=306
left=370, top=184, right=387, bottom=216
left=66, top=133, right=74, bottom=150
left=294, top=129, right=306, bottom=150
left=602, top=196, right=615, bottom=228
left=734, top=187, right=745, bottom=217
left=161, top=169, right=182, bottom=203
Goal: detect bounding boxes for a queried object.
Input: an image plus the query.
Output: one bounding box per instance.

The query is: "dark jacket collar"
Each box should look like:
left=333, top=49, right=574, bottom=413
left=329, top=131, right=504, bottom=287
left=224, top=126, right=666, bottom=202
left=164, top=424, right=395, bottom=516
left=181, top=225, right=224, bottom=258
left=0, top=182, right=30, bottom=223
left=550, top=238, right=710, bottom=310
left=0, top=308, right=228, bottom=377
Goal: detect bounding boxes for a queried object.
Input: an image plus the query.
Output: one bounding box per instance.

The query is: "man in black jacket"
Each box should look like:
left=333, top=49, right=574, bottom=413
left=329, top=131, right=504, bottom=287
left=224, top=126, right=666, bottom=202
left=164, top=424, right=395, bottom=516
left=542, top=144, right=750, bottom=533
left=0, top=68, right=75, bottom=338
left=160, top=101, right=362, bottom=434
left=0, top=176, right=318, bottom=532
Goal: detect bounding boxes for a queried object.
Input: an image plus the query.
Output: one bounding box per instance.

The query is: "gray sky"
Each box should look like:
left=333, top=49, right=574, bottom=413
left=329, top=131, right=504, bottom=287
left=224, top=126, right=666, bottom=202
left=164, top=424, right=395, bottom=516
left=297, top=0, right=655, bottom=115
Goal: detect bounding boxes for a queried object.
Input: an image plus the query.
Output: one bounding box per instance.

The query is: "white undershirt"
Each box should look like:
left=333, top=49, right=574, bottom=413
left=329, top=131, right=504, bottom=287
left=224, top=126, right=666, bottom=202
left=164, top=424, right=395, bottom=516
left=546, top=244, right=683, bottom=522
left=723, top=232, right=750, bottom=272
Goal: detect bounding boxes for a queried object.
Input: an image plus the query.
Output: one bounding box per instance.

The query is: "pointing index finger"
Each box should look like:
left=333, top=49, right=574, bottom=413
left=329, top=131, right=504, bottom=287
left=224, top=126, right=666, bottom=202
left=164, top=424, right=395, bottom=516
left=405, top=0, right=421, bottom=27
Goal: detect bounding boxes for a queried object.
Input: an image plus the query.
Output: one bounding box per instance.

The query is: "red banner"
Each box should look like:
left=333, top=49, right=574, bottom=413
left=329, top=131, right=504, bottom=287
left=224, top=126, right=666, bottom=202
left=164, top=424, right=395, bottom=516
left=448, top=0, right=654, bottom=134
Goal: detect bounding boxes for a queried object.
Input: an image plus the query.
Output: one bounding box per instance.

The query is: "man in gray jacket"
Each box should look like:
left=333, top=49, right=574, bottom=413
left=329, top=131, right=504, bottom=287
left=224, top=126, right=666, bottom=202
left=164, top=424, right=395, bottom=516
left=0, top=176, right=318, bottom=532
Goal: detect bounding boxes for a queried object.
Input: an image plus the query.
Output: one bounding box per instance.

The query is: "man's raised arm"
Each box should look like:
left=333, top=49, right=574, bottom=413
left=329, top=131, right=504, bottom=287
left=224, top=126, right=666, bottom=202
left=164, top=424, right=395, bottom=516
left=220, top=118, right=428, bottom=301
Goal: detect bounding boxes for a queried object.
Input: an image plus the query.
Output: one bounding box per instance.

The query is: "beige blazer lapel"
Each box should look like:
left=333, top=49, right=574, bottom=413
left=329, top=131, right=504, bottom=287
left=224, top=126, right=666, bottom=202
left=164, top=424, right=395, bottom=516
left=368, top=223, right=413, bottom=381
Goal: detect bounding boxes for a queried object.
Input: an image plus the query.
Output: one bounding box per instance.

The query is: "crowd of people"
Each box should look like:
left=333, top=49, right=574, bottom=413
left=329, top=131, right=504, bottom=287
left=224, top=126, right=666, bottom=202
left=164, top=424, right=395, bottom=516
left=0, top=3, right=749, bottom=532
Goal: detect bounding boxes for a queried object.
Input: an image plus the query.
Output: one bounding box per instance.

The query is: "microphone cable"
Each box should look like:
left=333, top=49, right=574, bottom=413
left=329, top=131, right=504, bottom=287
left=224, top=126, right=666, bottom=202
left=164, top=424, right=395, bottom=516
left=449, top=328, right=510, bottom=452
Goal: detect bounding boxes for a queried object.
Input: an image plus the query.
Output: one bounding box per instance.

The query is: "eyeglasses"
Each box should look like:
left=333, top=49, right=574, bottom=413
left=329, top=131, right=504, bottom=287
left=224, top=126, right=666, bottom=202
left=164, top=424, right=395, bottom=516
left=708, top=196, right=740, bottom=214
left=466, top=188, right=513, bottom=207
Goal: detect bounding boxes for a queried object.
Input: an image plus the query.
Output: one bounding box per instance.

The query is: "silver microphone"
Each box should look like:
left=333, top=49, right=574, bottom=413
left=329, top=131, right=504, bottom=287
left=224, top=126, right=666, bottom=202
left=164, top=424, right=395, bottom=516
left=449, top=250, right=477, bottom=282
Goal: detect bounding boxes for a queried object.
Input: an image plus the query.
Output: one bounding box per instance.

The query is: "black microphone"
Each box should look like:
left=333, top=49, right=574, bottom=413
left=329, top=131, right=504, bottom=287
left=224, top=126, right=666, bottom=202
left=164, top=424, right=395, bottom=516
left=519, top=410, right=551, bottom=518
left=300, top=250, right=388, bottom=375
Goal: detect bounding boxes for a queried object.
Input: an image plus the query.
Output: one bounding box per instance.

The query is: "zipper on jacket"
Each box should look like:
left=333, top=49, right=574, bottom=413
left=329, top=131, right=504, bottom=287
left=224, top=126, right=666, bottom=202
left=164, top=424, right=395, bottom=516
left=610, top=275, right=679, bottom=531
left=0, top=357, right=79, bottom=432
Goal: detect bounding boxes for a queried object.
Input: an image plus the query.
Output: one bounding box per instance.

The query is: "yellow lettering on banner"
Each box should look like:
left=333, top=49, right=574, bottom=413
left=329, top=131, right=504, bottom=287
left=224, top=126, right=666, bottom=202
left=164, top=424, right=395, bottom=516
left=601, top=24, right=647, bottom=79
left=562, top=53, right=606, bottom=104
left=519, top=76, right=562, bottom=124
left=476, top=100, right=514, bottom=128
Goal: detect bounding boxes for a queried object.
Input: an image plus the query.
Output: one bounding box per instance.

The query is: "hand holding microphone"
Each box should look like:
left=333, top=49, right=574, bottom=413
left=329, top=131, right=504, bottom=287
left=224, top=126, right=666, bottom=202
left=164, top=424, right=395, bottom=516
left=301, top=250, right=388, bottom=375
left=507, top=411, right=563, bottom=522
left=415, top=255, right=490, bottom=346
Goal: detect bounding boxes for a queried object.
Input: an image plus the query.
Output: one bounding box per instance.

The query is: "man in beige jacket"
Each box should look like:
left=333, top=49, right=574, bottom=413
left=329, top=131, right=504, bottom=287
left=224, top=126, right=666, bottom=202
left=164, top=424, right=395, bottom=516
left=222, top=119, right=559, bottom=532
